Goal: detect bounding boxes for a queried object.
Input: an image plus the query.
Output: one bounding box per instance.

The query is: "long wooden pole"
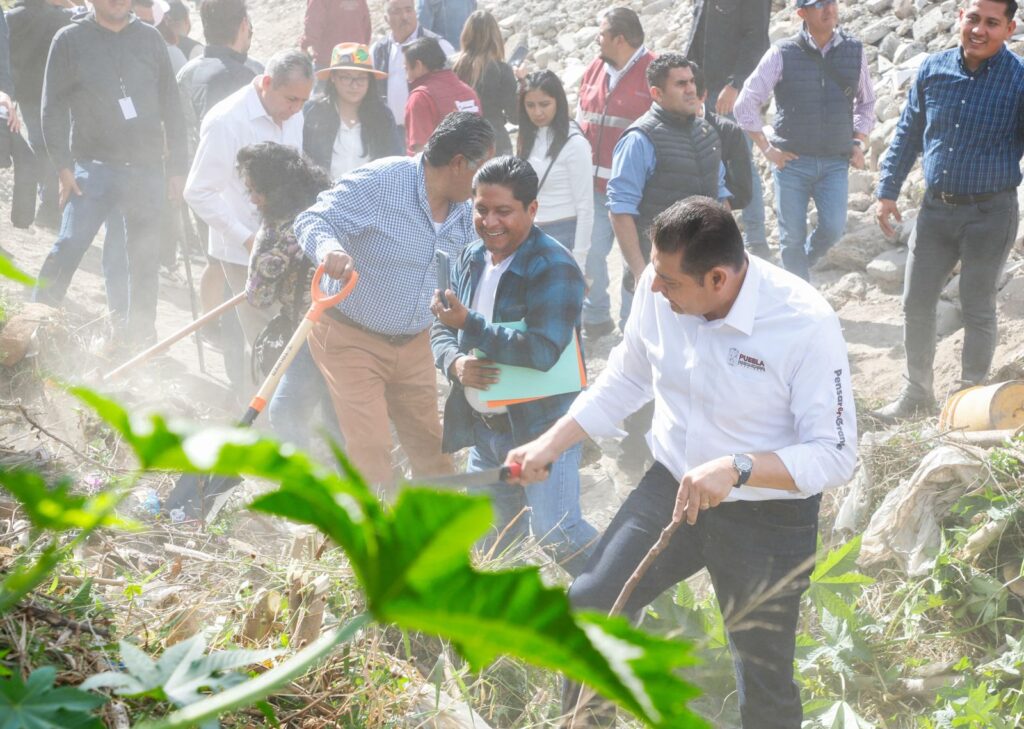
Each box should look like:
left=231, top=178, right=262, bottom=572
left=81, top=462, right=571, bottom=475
left=102, top=292, right=245, bottom=382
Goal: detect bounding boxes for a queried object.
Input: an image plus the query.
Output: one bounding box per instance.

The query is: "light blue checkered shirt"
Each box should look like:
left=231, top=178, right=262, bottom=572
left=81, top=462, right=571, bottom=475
left=295, top=155, right=475, bottom=336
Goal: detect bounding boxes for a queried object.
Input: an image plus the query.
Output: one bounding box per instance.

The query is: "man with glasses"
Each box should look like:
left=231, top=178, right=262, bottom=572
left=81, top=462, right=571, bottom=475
left=873, top=0, right=1024, bottom=421
left=295, top=112, right=495, bottom=488
left=734, top=0, right=875, bottom=281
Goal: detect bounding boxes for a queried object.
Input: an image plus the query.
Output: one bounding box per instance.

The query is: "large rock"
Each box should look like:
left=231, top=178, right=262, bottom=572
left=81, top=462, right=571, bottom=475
left=861, top=19, right=892, bottom=45
left=912, top=7, right=952, bottom=43
left=893, top=0, right=915, bottom=18
left=867, top=0, right=893, bottom=13
left=848, top=169, right=876, bottom=196
left=824, top=271, right=870, bottom=310
left=866, top=247, right=909, bottom=287
left=822, top=225, right=891, bottom=271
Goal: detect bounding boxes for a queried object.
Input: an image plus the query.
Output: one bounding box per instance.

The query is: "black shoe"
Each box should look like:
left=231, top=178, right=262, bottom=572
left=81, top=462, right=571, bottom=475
left=583, top=320, right=616, bottom=341
left=870, top=394, right=938, bottom=423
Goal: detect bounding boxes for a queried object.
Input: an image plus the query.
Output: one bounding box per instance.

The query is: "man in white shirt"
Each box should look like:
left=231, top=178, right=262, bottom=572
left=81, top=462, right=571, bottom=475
left=508, top=197, right=858, bottom=728
left=370, top=0, right=453, bottom=141
left=184, top=49, right=312, bottom=389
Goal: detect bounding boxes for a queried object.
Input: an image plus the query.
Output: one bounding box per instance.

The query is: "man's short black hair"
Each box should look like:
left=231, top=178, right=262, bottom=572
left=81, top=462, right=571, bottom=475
left=602, top=7, right=644, bottom=47
left=472, top=156, right=538, bottom=207
left=974, top=0, right=1019, bottom=20
left=647, top=54, right=704, bottom=95
left=650, top=197, right=745, bottom=280
left=199, top=0, right=247, bottom=46
left=423, top=112, right=495, bottom=167
left=403, top=37, right=448, bottom=72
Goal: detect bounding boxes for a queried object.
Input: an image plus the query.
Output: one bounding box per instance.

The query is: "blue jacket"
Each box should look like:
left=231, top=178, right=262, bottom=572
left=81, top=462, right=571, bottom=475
left=431, top=226, right=586, bottom=452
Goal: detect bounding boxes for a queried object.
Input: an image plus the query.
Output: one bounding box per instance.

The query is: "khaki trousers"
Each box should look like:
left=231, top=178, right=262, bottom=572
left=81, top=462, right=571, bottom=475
left=308, top=315, right=452, bottom=486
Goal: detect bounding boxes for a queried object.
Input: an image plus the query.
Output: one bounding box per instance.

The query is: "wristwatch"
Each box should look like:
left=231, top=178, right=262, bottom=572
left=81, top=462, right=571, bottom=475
left=852, top=139, right=866, bottom=150
left=731, top=454, right=753, bottom=488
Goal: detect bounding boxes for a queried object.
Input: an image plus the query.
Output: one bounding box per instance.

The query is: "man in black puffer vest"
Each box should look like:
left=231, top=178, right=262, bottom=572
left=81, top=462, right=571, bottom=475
left=606, top=53, right=725, bottom=478
left=735, top=0, right=875, bottom=281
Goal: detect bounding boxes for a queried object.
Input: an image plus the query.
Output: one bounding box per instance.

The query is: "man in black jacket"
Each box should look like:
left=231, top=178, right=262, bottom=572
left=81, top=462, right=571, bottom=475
left=33, top=0, right=187, bottom=350
left=6, top=0, right=73, bottom=228
left=686, top=0, right=772, bottom=257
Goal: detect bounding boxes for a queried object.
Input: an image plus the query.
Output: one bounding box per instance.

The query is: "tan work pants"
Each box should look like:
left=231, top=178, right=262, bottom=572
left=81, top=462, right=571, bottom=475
left=308, top=315, right=453, bottom=486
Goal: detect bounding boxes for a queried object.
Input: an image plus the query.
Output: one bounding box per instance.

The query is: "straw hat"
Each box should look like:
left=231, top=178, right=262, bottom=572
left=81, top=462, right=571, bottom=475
left=315, top=43, right=387, bottom=81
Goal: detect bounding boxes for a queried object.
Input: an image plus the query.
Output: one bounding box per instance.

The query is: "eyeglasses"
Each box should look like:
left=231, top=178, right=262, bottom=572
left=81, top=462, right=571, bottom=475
left=334, top=74, right=371, bottom=86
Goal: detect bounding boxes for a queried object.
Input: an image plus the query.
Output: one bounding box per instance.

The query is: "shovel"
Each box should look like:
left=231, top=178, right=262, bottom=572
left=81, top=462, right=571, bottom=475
left=162, top=264, right=358, bottom=520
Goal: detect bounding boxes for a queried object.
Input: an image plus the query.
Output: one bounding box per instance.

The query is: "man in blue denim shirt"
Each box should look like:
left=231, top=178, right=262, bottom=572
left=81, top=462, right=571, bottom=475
left=430, top=156, right=598, bottom=575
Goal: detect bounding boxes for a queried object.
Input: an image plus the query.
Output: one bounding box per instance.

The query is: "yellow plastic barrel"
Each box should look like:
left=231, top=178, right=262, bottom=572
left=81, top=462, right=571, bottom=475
left=939, top=381, right=1024, bottom=431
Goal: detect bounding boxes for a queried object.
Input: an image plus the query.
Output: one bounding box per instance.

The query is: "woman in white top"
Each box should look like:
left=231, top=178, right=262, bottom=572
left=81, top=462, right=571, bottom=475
left=515, top=71, right=594, bottom=270
left=303, top=43, right=403, bottom=179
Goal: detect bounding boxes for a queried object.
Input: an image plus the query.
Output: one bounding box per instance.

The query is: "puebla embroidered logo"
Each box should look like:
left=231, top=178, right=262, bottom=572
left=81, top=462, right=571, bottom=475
left=728, top=347, right=766, bottom=373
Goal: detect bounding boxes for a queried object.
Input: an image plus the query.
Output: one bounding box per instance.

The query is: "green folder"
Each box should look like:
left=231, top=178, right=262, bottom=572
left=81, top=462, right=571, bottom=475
left=473, top=321, right=587, bottom=407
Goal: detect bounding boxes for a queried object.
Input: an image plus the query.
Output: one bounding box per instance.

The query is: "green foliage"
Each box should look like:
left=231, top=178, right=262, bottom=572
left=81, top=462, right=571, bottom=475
left=0, top=469, right=134, bottom=613
left=0, top=257, right=35, bottom=287
left=0, top=666, right=106, bottom=729
left=73, top=387, right=708, bottom=728
left=82, top=635, right=278, bottom=711
left=805, top=699, right=877, bottom=729
left=807, top=536, right=874, bottom=621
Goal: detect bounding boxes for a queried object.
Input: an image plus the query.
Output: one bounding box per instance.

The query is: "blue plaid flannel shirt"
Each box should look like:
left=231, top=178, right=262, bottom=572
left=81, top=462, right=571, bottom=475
left=294, top=155, right=476, bottom=336
left=431, top=226, right=586, bottom=452
left=878, top=45, right=1024, bottom=200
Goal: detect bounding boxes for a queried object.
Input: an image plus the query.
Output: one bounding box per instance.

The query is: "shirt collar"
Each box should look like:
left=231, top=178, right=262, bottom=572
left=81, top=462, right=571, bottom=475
left=244, top=82, right=274, bottom=123
left=957, top=43, right=1006, bottom=74
left=799, top=25, right=840, bottom=53
left=389, top=24, right=421, bottom=47
left=717, top=255, right=760, bottom=336
left=604, top=45, right=647, bottom=84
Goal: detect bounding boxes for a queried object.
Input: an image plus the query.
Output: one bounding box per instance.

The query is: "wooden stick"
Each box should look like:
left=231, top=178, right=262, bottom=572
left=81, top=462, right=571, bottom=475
left=102, top=292, right=245, bottom=382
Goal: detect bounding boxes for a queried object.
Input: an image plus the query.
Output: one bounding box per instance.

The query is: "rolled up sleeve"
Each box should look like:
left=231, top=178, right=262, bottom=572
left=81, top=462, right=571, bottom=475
left=774, top=314, right=858, bottom=495
left=606, top=131, right=656, bottom=216
left=568, top=269, right=655, bottom=438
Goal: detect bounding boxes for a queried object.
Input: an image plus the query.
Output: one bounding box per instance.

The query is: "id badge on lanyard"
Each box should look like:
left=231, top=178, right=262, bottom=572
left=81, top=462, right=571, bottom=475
left=118, top=78, right=137, bottom=121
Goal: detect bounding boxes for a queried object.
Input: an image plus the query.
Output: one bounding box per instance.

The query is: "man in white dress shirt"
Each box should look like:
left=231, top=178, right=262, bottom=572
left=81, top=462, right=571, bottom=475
left=508, top=196, right=858, bottom=728
left=184, top=49, right=313, bottom=390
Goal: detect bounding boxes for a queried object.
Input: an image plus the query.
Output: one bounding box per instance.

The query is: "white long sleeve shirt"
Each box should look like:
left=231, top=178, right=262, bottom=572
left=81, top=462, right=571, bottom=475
left=570, top=255, right=857, bottom=500
left=184, top=83, right=304, bottom=265
left=527, top=126, right=594, bottom=268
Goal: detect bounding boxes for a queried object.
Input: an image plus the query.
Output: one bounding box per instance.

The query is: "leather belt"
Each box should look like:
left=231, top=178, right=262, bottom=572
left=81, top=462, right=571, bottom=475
left=928, top=188, right=1009, bottom=206
left=473, top=410, right=512, bottom=433
left=324, top=307, right=422, bottom=346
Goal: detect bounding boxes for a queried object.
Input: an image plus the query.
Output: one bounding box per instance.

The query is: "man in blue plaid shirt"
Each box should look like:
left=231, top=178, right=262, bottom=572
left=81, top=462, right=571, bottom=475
left=875, top=0, right=1024, bottom=421
left=295, top=112, right=494, bottom=486
left=430, top=156, right=598, bottom=575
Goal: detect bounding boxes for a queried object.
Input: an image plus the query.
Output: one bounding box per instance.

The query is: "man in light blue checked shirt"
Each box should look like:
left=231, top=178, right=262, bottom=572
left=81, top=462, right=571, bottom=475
left=295, top=111, right=495, bottom=485
left=874, top=0, right=1024, bottom=421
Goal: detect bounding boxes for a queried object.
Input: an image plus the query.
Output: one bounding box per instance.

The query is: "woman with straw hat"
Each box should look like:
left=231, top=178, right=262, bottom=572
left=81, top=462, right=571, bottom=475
left=303, top=42, right=402, bottom=179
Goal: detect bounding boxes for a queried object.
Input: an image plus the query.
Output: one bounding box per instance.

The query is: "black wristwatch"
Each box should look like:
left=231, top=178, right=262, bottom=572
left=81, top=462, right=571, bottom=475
left=731, top=453, right=753, bottom=488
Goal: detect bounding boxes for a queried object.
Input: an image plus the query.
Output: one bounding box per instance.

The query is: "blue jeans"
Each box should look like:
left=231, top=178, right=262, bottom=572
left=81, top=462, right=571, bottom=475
left=268, top=341, right=345, bottom=450
left=740, top=134, right=767, bottom=247
left=773, top=155, right=849, bottom=281
left=539, top=218, right=577, bottom=252
left=33, top=161, right=164, bottom=342
left=101, top=213, right=130, bottom=328
left=583, top=188, right=614, bottom=326
left=565, top=461, right=818, bottom=728
left=467, top=419, right=597, bottom=576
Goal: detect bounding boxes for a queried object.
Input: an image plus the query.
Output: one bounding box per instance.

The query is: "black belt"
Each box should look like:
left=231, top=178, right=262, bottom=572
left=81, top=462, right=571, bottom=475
left=324, top=308, right=422, bottom=346
left=473, top=410, right=512, bottom=433
left=928, top=188, right=1010, bottom=206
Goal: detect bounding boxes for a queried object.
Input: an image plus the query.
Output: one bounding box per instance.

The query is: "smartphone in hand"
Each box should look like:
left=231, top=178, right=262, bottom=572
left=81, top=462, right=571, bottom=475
left=435, top=250, right=451, bottom=308
left=509, top=45, right=528, bottom=69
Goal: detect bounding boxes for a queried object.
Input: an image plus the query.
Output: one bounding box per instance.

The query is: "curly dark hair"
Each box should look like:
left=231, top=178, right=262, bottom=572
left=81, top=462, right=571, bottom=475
left=236, top=142, right=331, bottom=224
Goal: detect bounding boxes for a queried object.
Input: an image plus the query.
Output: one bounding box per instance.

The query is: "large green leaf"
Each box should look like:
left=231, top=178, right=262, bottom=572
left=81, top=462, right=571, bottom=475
left=0, top=667, right=106, bottom=729
left=75, top=387, right=708, bottom=727
left=807, top=537, right=874, bottom=619
left=0, top=257, right=36, bottom=287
